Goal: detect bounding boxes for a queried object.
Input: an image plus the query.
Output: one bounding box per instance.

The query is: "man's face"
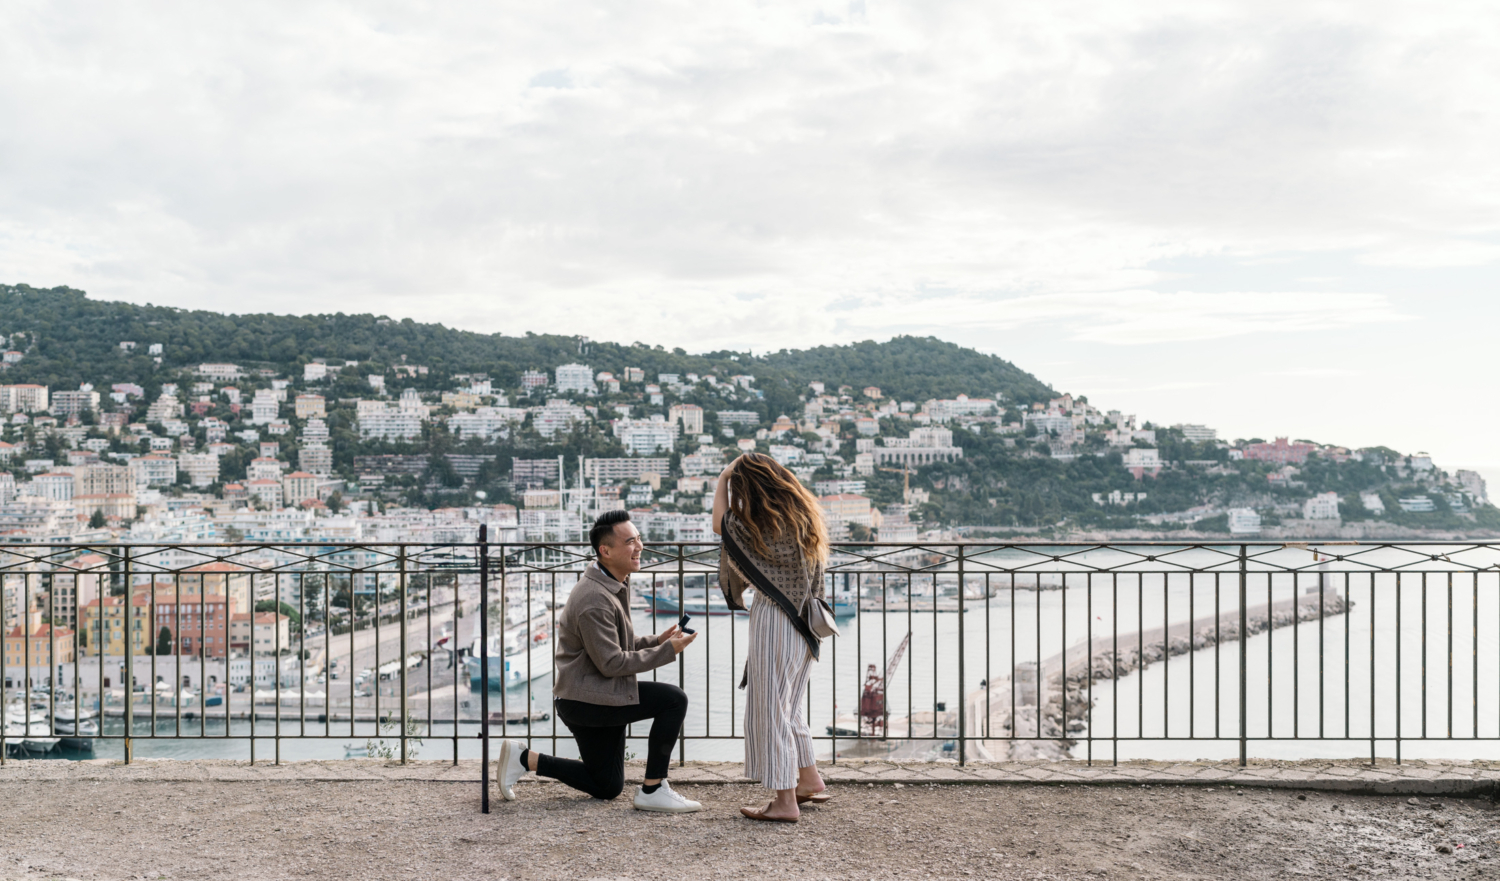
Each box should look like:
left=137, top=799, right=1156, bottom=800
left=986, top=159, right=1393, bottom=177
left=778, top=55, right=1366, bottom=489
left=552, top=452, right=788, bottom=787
left=599, top=521, right=644, bottom=576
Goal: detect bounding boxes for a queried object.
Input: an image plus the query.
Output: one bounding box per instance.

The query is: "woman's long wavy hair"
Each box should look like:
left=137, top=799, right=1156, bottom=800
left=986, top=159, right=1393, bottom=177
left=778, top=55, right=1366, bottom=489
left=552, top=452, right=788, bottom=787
left=727, top=452, right=829, bottom=564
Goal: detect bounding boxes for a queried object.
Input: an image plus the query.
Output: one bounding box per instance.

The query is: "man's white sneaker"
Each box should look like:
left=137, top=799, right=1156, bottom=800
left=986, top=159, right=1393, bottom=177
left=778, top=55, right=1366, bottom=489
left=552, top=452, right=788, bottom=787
left=632, top=781, right=703, bottom=813
left=495, top=739, right=528, bottom=801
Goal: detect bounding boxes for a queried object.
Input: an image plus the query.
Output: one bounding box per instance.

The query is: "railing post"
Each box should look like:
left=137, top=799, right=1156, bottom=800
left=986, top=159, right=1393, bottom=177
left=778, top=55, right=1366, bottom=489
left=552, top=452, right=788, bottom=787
left=1, top=567, right=7, bottom=765
left=957, top=545, right=966, bottom=766
left=677, top=543, right=687, bottom=768
left=1238, top=544, right=1248, bottom=767
left=479, top=526, right=490, bottom=814
left=399, top=546, right=408, bottom=765
left=123, top=546, right=133, bottom=765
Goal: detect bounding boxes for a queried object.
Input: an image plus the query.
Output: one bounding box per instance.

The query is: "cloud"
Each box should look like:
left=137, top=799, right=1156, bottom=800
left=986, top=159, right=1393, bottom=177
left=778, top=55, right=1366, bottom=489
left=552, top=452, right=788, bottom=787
left=0, top=0, right=1492, bottom=355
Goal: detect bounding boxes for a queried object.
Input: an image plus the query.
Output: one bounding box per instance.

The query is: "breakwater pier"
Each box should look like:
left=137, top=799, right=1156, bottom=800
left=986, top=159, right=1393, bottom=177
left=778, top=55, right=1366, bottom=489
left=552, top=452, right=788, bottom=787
left=965, top=585, right=1354, bottom=761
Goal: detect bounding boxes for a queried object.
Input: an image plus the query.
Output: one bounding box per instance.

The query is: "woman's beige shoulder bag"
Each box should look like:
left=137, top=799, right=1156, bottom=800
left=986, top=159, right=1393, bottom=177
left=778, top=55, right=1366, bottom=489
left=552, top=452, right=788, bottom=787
left=802, top=594, right=840, bottom=640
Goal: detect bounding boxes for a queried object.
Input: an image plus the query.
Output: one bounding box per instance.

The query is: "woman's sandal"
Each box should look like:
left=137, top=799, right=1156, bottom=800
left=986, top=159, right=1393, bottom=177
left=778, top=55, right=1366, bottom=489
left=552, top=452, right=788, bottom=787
left=795, top=791, right=832, bottom=805
left=740, top=805, right=799, bottom=823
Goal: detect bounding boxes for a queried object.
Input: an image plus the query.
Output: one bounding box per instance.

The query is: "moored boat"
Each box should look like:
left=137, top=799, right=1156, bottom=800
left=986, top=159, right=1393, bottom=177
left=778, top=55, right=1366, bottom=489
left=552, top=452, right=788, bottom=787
left=465, top=600, right=554, bottom=688
left=4, top=705, right=60, bottom=755
left=52, top=705, right=99, bottom=750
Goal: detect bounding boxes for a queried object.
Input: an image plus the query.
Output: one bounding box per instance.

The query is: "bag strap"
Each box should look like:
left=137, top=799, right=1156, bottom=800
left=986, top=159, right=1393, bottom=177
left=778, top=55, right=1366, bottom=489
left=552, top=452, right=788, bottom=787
left=721, top=522, right=821, bottom=660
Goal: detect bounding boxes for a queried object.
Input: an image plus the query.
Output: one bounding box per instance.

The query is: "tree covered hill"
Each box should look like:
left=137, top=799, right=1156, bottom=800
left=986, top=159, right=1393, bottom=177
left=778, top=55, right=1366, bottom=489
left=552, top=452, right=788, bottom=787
left=0, top=283, right=1053, bottom=408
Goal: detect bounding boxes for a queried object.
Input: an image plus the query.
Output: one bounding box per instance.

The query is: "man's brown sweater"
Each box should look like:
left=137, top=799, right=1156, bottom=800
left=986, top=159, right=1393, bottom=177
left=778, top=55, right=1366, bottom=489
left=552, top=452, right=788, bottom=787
left=552, top=562, right=676, bottom=706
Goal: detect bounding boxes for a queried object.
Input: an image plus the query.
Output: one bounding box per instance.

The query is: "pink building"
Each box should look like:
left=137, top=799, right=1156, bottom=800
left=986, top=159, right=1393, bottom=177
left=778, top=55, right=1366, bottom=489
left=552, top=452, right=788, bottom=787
left=1242, top=437, right=1315, bottom=465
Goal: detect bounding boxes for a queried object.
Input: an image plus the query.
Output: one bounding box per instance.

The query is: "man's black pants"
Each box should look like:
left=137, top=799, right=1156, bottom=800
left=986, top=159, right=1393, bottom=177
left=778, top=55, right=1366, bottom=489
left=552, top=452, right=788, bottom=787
left=537, top=681, right=688, bottom=800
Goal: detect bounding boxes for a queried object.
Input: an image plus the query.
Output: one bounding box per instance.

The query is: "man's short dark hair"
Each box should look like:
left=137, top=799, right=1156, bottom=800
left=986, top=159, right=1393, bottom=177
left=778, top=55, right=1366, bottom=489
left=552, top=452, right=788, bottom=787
left=590, top=510, right=633, bottom=554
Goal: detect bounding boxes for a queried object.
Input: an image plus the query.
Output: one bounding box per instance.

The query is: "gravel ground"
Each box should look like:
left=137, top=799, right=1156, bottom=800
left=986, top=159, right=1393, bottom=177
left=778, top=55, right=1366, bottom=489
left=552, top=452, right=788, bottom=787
left=2, top=778, right=1498, bottom=880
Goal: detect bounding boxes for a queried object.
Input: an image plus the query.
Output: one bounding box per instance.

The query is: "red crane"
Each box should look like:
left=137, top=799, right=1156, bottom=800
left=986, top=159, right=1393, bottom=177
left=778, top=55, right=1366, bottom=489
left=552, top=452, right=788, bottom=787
left=859, top=632, right=911, bottom=737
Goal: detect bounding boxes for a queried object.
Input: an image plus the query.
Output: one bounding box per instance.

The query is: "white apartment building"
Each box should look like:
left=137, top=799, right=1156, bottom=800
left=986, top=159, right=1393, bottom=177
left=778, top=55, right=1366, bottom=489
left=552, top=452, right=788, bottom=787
left=178, top=452, right=220, bottom=487
left=819, top=494, right=876, bottom=530
left=1092, top=490, right=1146, bottom=506
left=767, top=445, right=801, bottom=466
left=244, top=389, right=277, bottom=425
left=1456, top=470, right=1489, bottom=505
left=1176, top=424, right=1217, bottom=442
left=1024, top=411, right=1074, bottom=437
left=585, top=458, right=671, bottom=484
left=32, top=472, right=74, bottom=501
left=631, top=511, right=716, bottom=543
left=247, top=478, right=283, bottom=508
left=669, top=404, right=704, bottom=435
left=247, top=457, right=284, bottom=482
left=1107, top=429, right=1157, bottom=446
left=1360, top=492, right=1386, bottom=513
left=129, top=454, right=179, bottom=487
left=298, top=443, right=333, bottom=477
left=195, top=363, right=243, bottom=381
left=874, top=426, right=962, bottom=467
left=303, top=362, right=328, bottom=382
left=519, top=508, right=583, bottom=542
left=357, top=400, right=424, bottom=441
left=1228, top=508, right=1262, bottom=534
left=282, top=471, right=318, bottom=507
left=925, top=395, right=997, bottom=422
left=613, top=417, right=677, bottom=455
left=533, top=399, right=588, bottom=439
left=302, top=417, right=330, bottom=444
left=142, top=393, right=182, bottom=424
left=554, top=364, right=597, bottom=394
left=448, top=406, right=527, bottom=441
left=874, top=445, right=962, bottom=467
left=716, top=410, right=759, bottom=426
left=620, top=424, right=676, bottom=456
left=398, top=388, right=428, bottom=414
left=885, top=427, right=953, bottom=447
left=51, top=389, right=100, bottom=417
left=680, top=448, right=725, bottom=477
left=1303, top=492, right=1341, bottom=520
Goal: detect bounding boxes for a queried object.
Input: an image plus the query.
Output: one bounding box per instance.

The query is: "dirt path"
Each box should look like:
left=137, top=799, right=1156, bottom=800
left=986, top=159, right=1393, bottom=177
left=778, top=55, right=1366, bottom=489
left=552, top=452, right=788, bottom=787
left=1, top=778, right=1494, bottom=880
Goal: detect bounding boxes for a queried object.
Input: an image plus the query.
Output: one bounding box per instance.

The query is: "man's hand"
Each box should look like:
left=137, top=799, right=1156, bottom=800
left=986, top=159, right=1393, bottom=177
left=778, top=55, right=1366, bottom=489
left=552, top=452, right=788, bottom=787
left=669, top=629, right=698, bottom=654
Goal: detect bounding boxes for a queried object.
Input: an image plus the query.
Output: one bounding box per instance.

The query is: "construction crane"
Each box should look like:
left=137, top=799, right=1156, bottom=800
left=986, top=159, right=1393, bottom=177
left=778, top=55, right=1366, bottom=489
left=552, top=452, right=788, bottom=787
left=859, top=631, right=911, bottom=737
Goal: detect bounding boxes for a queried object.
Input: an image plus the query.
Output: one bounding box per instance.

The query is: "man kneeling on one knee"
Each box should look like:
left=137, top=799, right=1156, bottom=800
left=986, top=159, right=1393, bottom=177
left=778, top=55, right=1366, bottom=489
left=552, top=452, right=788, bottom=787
left=496, top=510, right=701, bottom=811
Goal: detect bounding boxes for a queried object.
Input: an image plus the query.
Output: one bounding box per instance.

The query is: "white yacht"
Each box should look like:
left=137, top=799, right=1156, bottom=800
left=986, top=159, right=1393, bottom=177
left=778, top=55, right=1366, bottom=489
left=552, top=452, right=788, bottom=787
left=465, top=600, right=554, bottom=688
left=52, top=705, right=101, bottom=750
left=4, top=704, right=60, bottom=755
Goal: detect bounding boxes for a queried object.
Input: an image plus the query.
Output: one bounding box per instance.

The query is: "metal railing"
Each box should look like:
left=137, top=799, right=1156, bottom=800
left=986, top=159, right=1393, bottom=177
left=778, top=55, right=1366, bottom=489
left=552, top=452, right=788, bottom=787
left=3, top=537, right=1500, bottom=774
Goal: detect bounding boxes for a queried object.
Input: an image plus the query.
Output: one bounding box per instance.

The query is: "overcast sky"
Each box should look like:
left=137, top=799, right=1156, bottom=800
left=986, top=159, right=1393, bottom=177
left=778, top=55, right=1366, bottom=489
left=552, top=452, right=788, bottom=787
left=2, top=2, right=1497, bottom=477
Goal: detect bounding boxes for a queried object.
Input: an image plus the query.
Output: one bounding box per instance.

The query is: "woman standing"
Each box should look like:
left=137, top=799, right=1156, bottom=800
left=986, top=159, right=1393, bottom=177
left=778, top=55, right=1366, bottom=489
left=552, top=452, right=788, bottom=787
left=713, top=452, right=832, bottom=823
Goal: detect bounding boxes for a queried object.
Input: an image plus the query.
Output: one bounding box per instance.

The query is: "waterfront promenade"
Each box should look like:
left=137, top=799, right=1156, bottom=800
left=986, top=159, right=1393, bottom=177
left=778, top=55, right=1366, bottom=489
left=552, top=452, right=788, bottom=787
left=2, top=758, right=1494, bottom=880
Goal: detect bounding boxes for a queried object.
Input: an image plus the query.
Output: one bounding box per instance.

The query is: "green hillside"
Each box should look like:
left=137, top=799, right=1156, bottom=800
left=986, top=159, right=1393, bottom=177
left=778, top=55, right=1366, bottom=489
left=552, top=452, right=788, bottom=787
left=0, top=283, right=1053, bottom=408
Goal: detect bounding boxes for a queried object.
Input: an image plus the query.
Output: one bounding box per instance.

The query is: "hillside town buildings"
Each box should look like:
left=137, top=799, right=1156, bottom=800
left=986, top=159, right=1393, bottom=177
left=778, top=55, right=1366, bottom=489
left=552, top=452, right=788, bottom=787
left=0, top=334, right=1475, bottom=644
